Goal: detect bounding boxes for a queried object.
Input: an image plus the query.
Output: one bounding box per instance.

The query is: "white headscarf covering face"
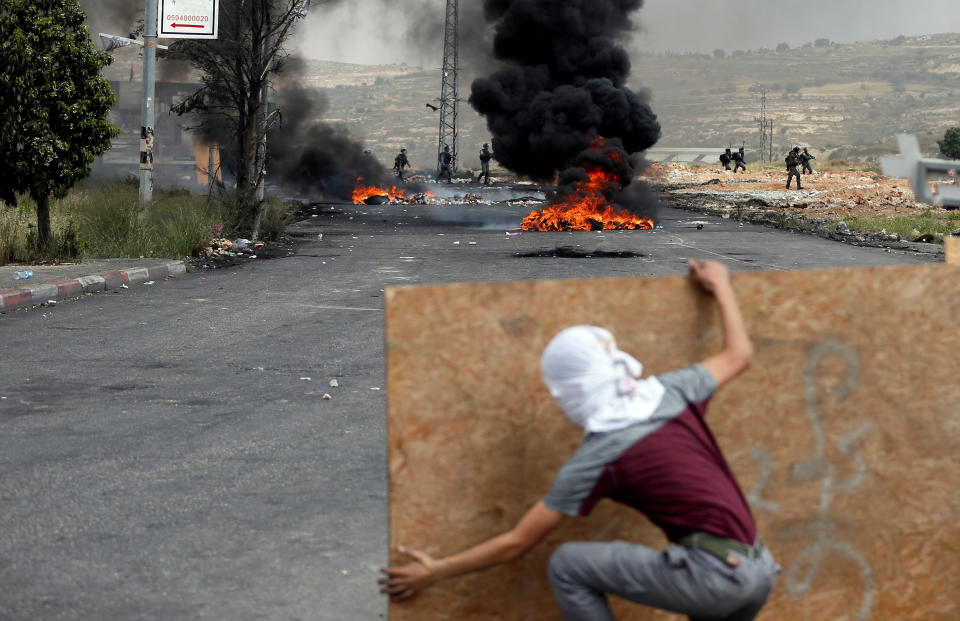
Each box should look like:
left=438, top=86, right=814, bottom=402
left=540, top=326, right=666, bottom=433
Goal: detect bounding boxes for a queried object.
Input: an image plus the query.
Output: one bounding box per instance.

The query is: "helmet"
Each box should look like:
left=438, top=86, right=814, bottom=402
left=483, top=143, right=489, bottom=148
left=401, top=148, right=406, bottom=153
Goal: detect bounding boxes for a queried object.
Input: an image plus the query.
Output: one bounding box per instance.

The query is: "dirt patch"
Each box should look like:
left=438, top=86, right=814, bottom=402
left=643, top=162, right=953, bottom=255
left=644, top=162, right=932, bottom=219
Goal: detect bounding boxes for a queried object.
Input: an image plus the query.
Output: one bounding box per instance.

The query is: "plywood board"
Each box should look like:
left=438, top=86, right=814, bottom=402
left=946, top=236, right=960, bottom=265
left=386, top=265, right=960, bottom=621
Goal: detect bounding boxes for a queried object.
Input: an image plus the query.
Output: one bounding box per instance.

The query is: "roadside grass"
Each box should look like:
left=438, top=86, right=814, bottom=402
left=1, top=179, right=292, bottom=266
left=0, top=201, right=85, bottom=265
left=73, top=180, right=231, bottom=258
left=837, top=209, right=960, bottom=239
left=759, top=206, right=960, bottom=240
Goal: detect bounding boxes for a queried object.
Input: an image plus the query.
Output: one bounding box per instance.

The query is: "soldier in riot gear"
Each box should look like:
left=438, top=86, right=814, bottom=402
left=732, top=146, right=747, bottom=173
left=394, top=148, right=410, bottom=182
left=800, top=147, right=816, bottom=175
left=785, top=146, right=803, bottom=189
left=438, top=145, right=454, bottom=184
left=476, top=143, right=493, bottom=184
left=719, top=148, right=732, bottom=170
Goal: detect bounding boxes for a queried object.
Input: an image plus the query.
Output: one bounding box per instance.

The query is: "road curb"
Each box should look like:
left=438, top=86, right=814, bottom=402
left=0, top=261, right=186, bottom=312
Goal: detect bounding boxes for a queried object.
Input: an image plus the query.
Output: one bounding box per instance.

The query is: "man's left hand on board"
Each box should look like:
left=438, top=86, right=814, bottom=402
left=379, top=546, right=439, bottom=602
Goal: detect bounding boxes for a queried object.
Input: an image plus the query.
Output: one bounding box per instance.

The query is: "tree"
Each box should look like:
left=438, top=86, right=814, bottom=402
left=776, top=42, right=790, bottom=53
left=0, top=0, right=118, bottom=247
left=938, top=127, right=960, bottom=159
left=171, top=0, right=309, bottom=234
left=713, top=48, right=725, bottom=59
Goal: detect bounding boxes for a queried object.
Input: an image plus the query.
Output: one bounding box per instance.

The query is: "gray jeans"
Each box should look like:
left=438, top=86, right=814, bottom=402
left=548, top=538, right=780, bottom=621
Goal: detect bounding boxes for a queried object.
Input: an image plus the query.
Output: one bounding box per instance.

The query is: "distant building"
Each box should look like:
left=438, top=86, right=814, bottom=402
left=93, top=80, right=219, bottom=188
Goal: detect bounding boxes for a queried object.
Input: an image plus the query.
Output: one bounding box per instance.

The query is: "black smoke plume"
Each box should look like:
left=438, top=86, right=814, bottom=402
left=267, top=87, right=389, bottom=200
left=77, top=0, right=141, bottom=40
left=470, top=0, right=660, bottom=211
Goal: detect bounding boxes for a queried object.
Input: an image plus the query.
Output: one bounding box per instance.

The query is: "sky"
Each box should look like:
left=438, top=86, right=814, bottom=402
left=294, top=0, right=960, bottom=66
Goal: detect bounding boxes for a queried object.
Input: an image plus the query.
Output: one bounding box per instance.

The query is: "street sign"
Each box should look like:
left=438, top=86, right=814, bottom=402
left=158, top=0, right=219, bottom=39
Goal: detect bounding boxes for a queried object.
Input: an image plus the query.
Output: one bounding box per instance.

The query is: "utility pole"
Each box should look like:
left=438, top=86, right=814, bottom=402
left=767, top=118, right=774, bottom=163
left=754, top=89, right=774, bottom=164
left=753, top=87, right=773, bottom=162
left=139, top=0, right=159, bottom=207
left=436, top=0, right=459, bottom=175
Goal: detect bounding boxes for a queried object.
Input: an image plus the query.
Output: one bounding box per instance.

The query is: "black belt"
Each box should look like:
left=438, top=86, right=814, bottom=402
left=677, top=533, right=764, bottom=562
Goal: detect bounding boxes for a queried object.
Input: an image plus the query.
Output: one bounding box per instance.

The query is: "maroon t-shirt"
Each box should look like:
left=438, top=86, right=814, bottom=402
left=543, top=364, right=757, bottom=545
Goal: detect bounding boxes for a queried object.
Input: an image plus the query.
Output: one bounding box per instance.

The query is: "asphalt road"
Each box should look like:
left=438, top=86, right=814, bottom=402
left=0, top=198, right=939, bottom=620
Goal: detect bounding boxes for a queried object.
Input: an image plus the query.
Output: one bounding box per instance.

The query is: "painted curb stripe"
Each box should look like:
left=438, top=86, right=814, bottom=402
left=25, top=284, right=59, bottom=300
left=0, top=290, right=32, bottom=309
left=101, top=270, right=130, bottom=289
left=54, top=280, right=84, bottom=298
left=76, top=275, right=107, bottom=292
left=1, top=261, right=185, bottom=311
left=123, top=267, right=150, bottom=283
left=147, top=265, right=169, bottom=279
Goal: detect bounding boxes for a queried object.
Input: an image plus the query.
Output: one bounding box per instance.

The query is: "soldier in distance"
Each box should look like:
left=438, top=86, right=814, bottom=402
left=785, top=147, right=803, bottom=190
left=800, top=147, right=816, bottom=175
left=438, top=146, right=454, bottom=184
left=476, top=144, right=493, bottom=184
left=719, top=148, right=732, bottom=171
left=394, top=148, right=411, bottom=182
left=732, top=147, right=747, bottom=173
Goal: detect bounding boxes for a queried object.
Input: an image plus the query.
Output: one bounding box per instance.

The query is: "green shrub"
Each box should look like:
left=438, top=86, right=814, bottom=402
left=937, top=127, right=960, bottom=159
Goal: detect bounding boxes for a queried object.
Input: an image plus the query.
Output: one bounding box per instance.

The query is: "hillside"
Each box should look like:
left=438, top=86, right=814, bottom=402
left=301, top=33, right=960, bottom=171
left=99, top=32, right=960, bottom=177
left=632, top=33, right=960, bottom=162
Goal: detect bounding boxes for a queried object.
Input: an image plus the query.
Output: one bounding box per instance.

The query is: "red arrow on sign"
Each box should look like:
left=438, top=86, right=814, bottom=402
left=171, top=23, right=205, bottom=28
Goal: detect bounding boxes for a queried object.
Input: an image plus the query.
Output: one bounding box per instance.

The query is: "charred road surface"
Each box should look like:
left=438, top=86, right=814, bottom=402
left=0, top=197, right=938, bottom=620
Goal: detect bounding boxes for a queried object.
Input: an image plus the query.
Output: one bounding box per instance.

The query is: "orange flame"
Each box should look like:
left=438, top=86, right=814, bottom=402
left=352, top=178, right=407, bottom=204
left=522, top=166, right=655, bottom=231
